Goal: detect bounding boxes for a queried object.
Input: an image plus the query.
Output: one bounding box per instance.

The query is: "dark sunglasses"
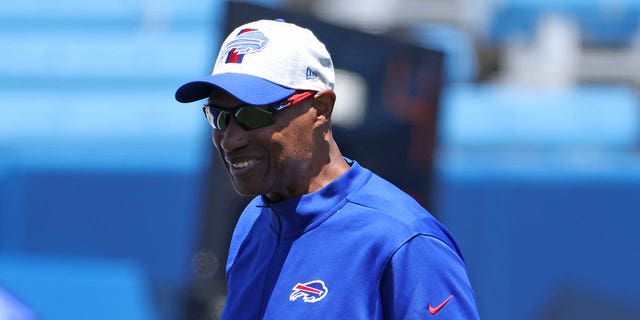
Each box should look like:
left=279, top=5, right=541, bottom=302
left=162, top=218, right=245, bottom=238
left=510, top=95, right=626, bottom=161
left=203, top=91, right=315, bottom=132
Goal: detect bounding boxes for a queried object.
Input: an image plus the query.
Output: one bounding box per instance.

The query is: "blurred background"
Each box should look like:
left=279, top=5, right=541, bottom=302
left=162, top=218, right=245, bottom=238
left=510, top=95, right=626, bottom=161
left=1, top=0, right=639, bottom=319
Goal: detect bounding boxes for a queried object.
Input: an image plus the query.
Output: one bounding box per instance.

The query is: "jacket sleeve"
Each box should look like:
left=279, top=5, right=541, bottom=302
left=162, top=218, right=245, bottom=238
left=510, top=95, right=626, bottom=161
left=380, top=235, right=480, bottom=319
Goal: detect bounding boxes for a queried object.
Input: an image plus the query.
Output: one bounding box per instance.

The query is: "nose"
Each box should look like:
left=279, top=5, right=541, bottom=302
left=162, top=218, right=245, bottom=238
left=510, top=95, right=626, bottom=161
left=216, top=117, right=249, bottom=153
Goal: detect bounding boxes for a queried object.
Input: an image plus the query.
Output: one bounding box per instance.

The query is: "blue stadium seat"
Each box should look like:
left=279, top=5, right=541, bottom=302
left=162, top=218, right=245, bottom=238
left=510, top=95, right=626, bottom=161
left=0, top=0, right=217, bottom=31
left=0, top=86, right=208, bottom=168
left=439, top=84, right=640, bottom=150
left=0, top=32, right=213, bottom=86
left=488, top=0, right=640, bottom=46
left=0, top=254, right=158, bottom=320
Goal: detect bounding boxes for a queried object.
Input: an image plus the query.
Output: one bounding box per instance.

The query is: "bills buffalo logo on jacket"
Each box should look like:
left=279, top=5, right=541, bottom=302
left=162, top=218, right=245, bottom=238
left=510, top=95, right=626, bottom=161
left=289, top=280, right=328, bottom=303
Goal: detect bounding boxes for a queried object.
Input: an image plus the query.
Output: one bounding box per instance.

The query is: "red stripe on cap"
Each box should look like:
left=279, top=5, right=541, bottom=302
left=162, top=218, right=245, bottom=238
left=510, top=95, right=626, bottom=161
left=238, top=28, right=256, bottom=34
left=226, top=48, right=241, bottom=63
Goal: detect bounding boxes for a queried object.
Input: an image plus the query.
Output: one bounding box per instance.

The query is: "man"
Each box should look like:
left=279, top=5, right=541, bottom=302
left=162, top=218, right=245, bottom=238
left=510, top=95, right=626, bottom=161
left=175, top=19, right=479, bottom=319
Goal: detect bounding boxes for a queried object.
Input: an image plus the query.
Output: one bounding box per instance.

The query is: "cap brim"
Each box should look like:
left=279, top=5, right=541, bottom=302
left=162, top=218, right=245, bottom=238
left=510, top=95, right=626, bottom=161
left=175, top=73, right=295, bottom=105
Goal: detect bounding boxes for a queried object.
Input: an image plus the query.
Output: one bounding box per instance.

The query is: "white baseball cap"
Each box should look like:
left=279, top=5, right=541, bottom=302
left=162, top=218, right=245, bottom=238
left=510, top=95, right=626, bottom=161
left=175, top=19, right=335, bottom=105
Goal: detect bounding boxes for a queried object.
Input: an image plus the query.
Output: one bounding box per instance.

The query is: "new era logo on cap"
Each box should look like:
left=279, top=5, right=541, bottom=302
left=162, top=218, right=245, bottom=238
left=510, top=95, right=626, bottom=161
left=306, top=67, right=318, bottom=80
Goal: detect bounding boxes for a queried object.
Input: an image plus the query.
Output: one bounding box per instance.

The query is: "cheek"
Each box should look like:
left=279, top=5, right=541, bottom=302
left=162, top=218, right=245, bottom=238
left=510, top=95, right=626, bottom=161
left=274, top=124, right=314, bottom=158
left=265, top=109, right=316, bottom=162
left=212, top=131, right=223, bottom=149
left=291, top=116, right=316, bottom=146
left=212, top=132, right=226, bottom=162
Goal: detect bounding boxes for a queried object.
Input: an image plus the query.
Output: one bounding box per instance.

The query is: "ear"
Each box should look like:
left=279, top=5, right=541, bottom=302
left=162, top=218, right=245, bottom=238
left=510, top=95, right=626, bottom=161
left=312, top=89, right=336, bottom=120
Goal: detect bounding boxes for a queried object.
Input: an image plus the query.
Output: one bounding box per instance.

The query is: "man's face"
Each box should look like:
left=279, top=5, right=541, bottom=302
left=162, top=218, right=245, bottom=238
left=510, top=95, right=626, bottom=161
left=209, top=91, right=318, bottom=202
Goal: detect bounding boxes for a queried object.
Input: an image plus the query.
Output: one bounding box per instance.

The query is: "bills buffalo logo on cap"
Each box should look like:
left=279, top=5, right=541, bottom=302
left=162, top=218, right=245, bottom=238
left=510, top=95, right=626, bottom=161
left=222, top=28, right=269, bottom=64
left=289, top=280, right=328, bottom=303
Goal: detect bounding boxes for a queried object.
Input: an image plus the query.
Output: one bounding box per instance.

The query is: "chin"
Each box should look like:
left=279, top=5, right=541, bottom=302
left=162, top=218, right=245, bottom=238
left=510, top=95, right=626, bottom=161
left=232, top=184, right=262, bottom=197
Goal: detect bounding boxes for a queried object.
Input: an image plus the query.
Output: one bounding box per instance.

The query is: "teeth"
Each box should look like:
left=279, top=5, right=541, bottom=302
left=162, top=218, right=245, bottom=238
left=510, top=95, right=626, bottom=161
left=231, top=160, right=253, bottom=169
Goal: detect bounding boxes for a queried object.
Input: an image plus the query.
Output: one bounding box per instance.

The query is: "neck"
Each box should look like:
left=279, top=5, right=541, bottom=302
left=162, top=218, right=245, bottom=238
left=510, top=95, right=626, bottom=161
left=307, top=137, right=350, bottom=193
left=264, top=137, right=349, bottom=203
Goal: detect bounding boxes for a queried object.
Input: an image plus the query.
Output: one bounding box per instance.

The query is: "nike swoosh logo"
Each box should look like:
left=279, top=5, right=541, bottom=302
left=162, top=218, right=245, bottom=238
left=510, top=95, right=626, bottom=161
left=428, top=294, right=453, bottom=315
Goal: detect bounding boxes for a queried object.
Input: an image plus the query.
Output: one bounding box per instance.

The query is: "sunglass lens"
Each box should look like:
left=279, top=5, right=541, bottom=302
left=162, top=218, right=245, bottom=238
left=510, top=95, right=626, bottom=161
left=216, top=111, right=230, bottom=131
left=235, top=107, right=275, bottom=130
left=205, top=107, right=218, bottom=129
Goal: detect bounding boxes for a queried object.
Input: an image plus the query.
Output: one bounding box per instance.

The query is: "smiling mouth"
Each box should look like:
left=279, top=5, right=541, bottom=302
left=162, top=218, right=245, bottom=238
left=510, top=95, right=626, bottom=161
left=231, top=160, right=254, bottom=169
left=226, top=157, right=260, bottom=171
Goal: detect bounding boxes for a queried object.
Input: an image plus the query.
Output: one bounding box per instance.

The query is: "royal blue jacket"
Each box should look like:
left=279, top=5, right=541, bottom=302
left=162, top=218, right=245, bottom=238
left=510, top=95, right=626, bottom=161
left=222, top=160, right=480, bottom=319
